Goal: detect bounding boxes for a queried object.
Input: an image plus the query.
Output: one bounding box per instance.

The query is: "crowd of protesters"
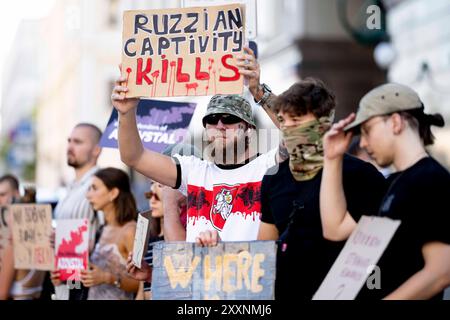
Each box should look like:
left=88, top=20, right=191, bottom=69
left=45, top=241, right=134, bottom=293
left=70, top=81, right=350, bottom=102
left=0, top=44, right=449, bottom=301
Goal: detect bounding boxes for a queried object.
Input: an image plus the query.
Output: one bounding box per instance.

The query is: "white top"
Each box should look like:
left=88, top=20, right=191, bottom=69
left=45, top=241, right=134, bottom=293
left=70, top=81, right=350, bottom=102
left=54, top=166, right=98, bottom=221
left=174, top=148, right=278, bottom=242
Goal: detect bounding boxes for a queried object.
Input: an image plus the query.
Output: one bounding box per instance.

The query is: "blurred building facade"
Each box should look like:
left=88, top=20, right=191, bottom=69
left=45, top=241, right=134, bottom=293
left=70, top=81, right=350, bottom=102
left=385, top=0, right=450, bottom=168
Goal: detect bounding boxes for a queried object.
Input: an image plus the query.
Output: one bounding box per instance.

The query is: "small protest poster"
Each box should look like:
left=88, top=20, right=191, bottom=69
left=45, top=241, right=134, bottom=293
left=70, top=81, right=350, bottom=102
left=132, top=211, right=152, bottom=268
left=152, top=241, right=276, bottom=300
left=55, top=219, right=89, bottom=281
left=313, top=216, right=401, bottom=300
left=11, top=204, right=54, bottom=271
left=100, top=99, right=196, bottom=153
left=122, top=4, right=245, bottom=98
left=0, top=206, right=10, bottom=266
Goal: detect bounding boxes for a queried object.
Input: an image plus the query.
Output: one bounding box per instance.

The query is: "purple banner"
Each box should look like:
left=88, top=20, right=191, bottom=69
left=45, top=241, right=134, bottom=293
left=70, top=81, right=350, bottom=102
left=100, top=99, right=196, bottom=153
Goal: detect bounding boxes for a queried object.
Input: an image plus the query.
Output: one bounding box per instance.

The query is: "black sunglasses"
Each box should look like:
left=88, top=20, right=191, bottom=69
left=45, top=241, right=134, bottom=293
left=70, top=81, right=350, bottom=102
left=203, top=114, right=243, bottom=126
left=145, top=191, right=160, bottom=201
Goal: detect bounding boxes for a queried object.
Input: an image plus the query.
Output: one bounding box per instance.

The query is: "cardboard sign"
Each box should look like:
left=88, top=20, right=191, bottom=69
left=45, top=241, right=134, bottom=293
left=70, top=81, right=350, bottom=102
left=0, top=206, right=10, bottom=266
left=11, top=204, right=54, bottom=271
left=132, top=211, right=152, bottom=268
left=182, top=0, right=257, bottom=40
left=313, top=216, right=401, bottom=300
left=100, top=99, right=196, bottom=153
left=122, top=4, right=245, bottom=98
left=55, top=219, right=89, bottom=281
left=152, top=241, right=276, bottom=300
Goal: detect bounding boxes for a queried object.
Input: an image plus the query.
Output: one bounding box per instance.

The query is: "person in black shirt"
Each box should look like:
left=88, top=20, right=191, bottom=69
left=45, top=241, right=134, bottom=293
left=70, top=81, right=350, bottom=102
left=321, top=83, right=450, bottom=299
left=255, top=79, right=386, bottom=300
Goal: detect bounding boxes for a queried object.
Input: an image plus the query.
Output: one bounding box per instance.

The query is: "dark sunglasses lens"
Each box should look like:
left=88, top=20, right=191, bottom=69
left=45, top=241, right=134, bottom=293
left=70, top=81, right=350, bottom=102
left=145, top=191, right=159, bottom=200
left=221, top=115, right=241, bottom=125
left=205, top=114, right=241, bottom=125
left=204, top=114, right=220, bottom=125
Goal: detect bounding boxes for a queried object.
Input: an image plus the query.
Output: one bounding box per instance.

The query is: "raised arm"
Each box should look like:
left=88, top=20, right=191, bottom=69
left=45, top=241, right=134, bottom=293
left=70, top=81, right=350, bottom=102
left=237, top=47, right=279, bottom=129
left=320, top=113, right=358, bottom=241
left=111, top=71, right=178, bottom=187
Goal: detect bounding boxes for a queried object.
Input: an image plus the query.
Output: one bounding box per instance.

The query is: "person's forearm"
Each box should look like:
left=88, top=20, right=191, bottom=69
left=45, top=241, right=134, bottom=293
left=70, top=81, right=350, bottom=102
left=320, top=157, right=348, bottom=240
left=106, top=272, right=140, bottom=293
left=118, top=109, right=144, bottom=167
left=0, top=245, right=15, bottom=300
left=384, top=269, right=448, bottom=300
left=164, top=218, right=186, bottom=241
left=260, top=95, right=280, bottom=129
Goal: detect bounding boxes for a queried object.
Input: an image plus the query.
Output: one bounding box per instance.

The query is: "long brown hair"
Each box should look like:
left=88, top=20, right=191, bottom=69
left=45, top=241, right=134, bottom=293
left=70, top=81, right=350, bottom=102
left=94, top=168, right=137, bottom=225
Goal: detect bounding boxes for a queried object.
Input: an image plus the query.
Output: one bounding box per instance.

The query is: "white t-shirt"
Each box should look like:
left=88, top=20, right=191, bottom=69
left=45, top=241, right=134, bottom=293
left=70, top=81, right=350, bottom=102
left=174, top=149, right=278, bottom=242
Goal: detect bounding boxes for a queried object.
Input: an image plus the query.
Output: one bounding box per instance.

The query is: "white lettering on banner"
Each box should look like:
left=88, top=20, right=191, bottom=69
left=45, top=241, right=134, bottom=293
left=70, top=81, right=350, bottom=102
left=108, top=128, right=177, bottom=144
left=57, top=257, right=84, bottom=269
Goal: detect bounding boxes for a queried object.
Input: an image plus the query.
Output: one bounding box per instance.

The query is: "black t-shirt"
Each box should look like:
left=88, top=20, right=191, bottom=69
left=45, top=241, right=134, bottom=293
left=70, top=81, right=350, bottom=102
left=261, top=154, right=386, bottom=300
left=358, top=157, right=450, bottom=300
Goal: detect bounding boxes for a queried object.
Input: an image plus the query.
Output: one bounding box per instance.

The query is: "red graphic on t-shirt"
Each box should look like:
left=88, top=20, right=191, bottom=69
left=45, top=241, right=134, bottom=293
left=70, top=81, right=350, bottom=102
left=186, top=182, right=262, bottom=231
left=55, top=220, right=89, bottom=281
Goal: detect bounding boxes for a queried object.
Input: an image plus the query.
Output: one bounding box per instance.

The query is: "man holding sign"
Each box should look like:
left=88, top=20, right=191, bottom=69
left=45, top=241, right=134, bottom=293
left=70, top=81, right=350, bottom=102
left=321, top=83, right=450, bottom=299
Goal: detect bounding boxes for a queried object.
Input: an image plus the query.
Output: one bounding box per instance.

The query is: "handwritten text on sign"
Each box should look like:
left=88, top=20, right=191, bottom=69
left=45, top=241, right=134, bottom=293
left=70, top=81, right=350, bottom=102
left=11, top=204, right=54, bottom=271
left=122, top=4, right=245, bottom=98
left=151, top=241, right=276, bottom=300
left=313, top=216, right=401, bottom=300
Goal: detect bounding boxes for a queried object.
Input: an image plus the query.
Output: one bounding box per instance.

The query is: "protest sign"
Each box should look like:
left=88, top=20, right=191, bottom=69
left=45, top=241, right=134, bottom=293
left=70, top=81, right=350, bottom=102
left=132, top=211, right=152, bottom=268
left=313, top=216, right=401, bottom=300
left=55, top=219, right=89, bottom=281
left=182, top=0, right=257, bottom=40
left=11, top=204, right=54, bottom=271
left=152, top=241, right=276, bottom=300
left=0, top=206, right=10, bottom=266
left=100, top=99, right=196, bottom=153
left=122, top=4, right=245, bottom=98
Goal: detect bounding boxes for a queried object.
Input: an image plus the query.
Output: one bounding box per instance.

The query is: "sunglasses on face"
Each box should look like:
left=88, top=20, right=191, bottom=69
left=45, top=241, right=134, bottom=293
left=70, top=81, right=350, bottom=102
left=145, top=191, right=160, bottom=201
left=203, top=114, right=242, bottom=126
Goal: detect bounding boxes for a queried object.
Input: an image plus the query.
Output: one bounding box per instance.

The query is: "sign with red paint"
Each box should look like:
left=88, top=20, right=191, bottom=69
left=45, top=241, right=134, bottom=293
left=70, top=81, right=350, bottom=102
left=122, top=4, right=245, bottom=98
left=11, top=204, right=54, bottom=271
left=55, top=219, right=89, bottom=281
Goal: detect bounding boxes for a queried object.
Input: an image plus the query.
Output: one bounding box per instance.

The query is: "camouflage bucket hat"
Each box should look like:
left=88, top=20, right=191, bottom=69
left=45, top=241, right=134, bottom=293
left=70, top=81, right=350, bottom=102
left=202, top=94, right=256, bottom=128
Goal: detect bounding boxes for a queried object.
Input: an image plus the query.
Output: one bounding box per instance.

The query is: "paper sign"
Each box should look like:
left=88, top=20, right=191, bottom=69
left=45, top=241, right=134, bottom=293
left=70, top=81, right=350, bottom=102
left=182, top=0, right=257, bottom=40
left=122, top=4, right=245, bottom=98
left=0, top=206, right=10, bottom=266
left=100, top=99, right=196, bottom=153
left=55, top=219, right=89, bottom=281
left=313, top=216, right=401, bottom=300
left=132, top=211, right=152, bottom=268
left=152, top=241, right=276, bottom=300
left=11, top=204, right=54, bottom=271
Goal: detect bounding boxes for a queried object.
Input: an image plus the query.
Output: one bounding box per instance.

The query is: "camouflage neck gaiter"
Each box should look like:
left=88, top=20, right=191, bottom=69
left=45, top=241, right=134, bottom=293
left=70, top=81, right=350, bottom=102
left=282, top=113, right=334, bottom=181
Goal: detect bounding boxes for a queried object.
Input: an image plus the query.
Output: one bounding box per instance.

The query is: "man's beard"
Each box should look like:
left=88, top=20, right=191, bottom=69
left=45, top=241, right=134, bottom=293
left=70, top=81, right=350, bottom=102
left=67, top=159, right=82, bottom=168
left=207, top=136, right=248, bottom=164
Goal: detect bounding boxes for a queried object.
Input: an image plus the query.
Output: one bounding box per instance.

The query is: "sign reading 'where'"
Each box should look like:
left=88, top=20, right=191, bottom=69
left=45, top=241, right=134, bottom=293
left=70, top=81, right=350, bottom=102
left=151, top=241, right=276, bottom=300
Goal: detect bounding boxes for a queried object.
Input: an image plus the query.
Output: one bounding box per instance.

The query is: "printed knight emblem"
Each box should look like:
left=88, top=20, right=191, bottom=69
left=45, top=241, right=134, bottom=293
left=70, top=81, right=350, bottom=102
left=210, top=188, right=235, bottom=231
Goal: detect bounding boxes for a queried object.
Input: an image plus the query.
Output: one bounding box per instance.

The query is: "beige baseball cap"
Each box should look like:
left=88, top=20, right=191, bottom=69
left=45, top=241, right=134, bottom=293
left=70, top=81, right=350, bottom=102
left=345, top=83, right=423, bottom=131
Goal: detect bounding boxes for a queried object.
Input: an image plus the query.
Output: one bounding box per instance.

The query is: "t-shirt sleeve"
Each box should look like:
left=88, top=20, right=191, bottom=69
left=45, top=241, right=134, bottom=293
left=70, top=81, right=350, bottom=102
left=172, top=155, right=197, bottom=196
left=343, top=158, right=387, bottom=223
left=260, top=176, right=275, bottom=224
